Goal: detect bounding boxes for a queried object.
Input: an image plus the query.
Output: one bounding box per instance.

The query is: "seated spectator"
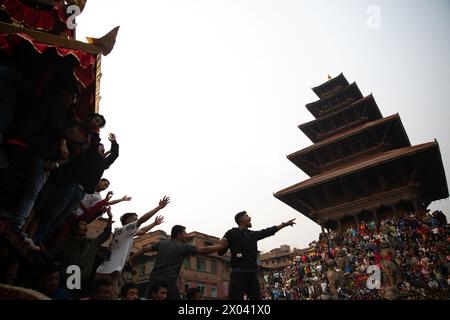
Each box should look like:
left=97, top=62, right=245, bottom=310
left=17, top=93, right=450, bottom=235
left=148, top=281, right=168, bottom=301
left=262, top=210, right=449, bottom=300
left=36, top=263, right=72, bottom=300
left=89, top=277, right=114, bottom=300
left=120, top=282, right=139, bottom=300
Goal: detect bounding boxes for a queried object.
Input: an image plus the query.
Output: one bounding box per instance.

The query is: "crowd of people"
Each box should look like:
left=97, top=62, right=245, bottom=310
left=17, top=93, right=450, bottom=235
left=262, top=210, right=449, bottom=300
left=1, top=63, right=449, bottom=301
left=0, top=66, right=296, bottom=300
left=0, top=63, right=176, bottom=300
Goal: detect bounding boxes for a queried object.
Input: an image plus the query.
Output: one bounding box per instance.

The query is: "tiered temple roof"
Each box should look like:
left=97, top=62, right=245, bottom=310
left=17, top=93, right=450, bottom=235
left=275, top=74, right=448, bottom=230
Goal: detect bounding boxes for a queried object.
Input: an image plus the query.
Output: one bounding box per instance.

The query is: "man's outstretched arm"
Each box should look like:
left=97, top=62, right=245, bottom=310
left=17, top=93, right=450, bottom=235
left=136, top=196, right=170, bottom=228
left=217, top=233, right=230, bottom=256
left=254, top=218, right=296, bottom=241
left=107, top=195, right=132, bottom=206
left=128, top=243, right=159, bottom=267
left=196, top=238, right=228, bottom=254
left=135, top=215, right=164, bottom=237
left=276, top=218, right=296, bottom=231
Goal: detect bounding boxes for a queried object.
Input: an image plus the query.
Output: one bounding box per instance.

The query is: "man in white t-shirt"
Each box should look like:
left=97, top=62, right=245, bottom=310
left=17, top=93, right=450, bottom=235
left=74, top=178, right=109, bottom=216
left=74, top=178, right=132, bottom=217
left=96, top=196, right=170, bottom=275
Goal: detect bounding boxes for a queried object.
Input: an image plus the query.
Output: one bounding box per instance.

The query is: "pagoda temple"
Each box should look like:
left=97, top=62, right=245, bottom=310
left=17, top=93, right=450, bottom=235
left=0, top=0, right=118, bottom=259
left=274, top=73, right=449, bottom=233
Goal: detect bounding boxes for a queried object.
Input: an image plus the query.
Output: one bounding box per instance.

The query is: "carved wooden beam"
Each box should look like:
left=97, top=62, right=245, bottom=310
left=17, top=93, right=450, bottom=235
left=0, top=21, right=102, bottom=54
left=294, top=198, right=315, bottom=212
left=381, top=125, right=390, bottom=144
left=408, top=157, right=422, bottom=184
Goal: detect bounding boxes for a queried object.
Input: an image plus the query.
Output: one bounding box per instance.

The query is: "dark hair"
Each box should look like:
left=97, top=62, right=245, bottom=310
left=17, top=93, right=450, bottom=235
left=33, top=262, right=61, bottom=292
left=96, top=113, right=106, bottom=128
left=100, top=178, right=110, bottom=185
left=120, top=212, right=137, bottom=226
left=121, top=282, right=139, bottom=298
left=91, top=278, right=112, bottom=295
left=33, top=262, right=58, bottom=288
left=186, top=287, right=202, bottom=300
left=148, top=281, right=168, bottom=296
left=234, top=211, right=247, bottom=225
left=72, top=218, right=88, bottom=232
left=171, top=225, right=186, bottom=239
left=87, top=113, right=106, bottom=128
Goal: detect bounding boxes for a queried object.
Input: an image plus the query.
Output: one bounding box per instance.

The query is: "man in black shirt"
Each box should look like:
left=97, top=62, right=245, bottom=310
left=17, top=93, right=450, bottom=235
left=219, top=211, right=295, bottom=300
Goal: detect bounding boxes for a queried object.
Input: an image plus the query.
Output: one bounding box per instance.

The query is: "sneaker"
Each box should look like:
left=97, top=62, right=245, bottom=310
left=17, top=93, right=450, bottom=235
left=23, top=235, right=33, bottom=244
left=27, top=240, right=40, bottom=251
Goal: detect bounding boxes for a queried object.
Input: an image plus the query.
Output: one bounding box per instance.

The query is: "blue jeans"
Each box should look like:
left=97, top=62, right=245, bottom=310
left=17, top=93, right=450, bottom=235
left=15, top=157, right=49, bottom=228
left=34, top=182, right=85, bottom=243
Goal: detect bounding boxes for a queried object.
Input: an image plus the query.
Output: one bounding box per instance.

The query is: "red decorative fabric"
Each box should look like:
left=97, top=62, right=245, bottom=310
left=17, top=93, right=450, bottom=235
left=0, top=32, right=97, bottom=115
left=0, top=0, right=54, bottom=31
left=0, top=32, right=95, bottom=87
left=0, top=0, right=74, bottom=37
left=55, top=2, right=67, bottom=24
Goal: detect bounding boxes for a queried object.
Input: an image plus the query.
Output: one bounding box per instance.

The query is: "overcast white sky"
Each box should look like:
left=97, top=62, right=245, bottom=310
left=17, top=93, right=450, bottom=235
left=75, top=0, right=450, bottom=253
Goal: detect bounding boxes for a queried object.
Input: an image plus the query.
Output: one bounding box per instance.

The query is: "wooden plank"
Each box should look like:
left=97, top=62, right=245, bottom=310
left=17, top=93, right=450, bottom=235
left=0, top=21, right=102, bottom=54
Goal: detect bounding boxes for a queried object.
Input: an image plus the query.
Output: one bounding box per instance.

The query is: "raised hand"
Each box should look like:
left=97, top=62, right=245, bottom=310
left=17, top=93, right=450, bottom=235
left=106, top=206, right=113, bottom=219
left=284, top=218, right=296, bottom=227
left=219, top=237, right=228, bottom=247
left=59, top=141, right=69, bottom=160
left=121, top=195, right=132, bottom=202
left=154, top=215, right=164, bottom=225
left=106, top=191, right=114, bottom=200
left=44, top=161, right=59, bottom=171
left=158, top=196, right=170, bottom=209
left=136, top=196, right=170, bottom=228
left=108, top=133, right=117, bottom=142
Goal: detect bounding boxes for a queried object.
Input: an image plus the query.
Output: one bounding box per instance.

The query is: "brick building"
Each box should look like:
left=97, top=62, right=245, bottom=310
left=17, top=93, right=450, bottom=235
left=260, top=245, right=294, bottom=270
left=260, top=245, right=315, bottom=270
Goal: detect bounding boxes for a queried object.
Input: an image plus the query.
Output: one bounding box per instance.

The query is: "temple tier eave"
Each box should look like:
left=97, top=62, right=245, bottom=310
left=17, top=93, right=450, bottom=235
left=275, top=141, right=449, bottom=227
